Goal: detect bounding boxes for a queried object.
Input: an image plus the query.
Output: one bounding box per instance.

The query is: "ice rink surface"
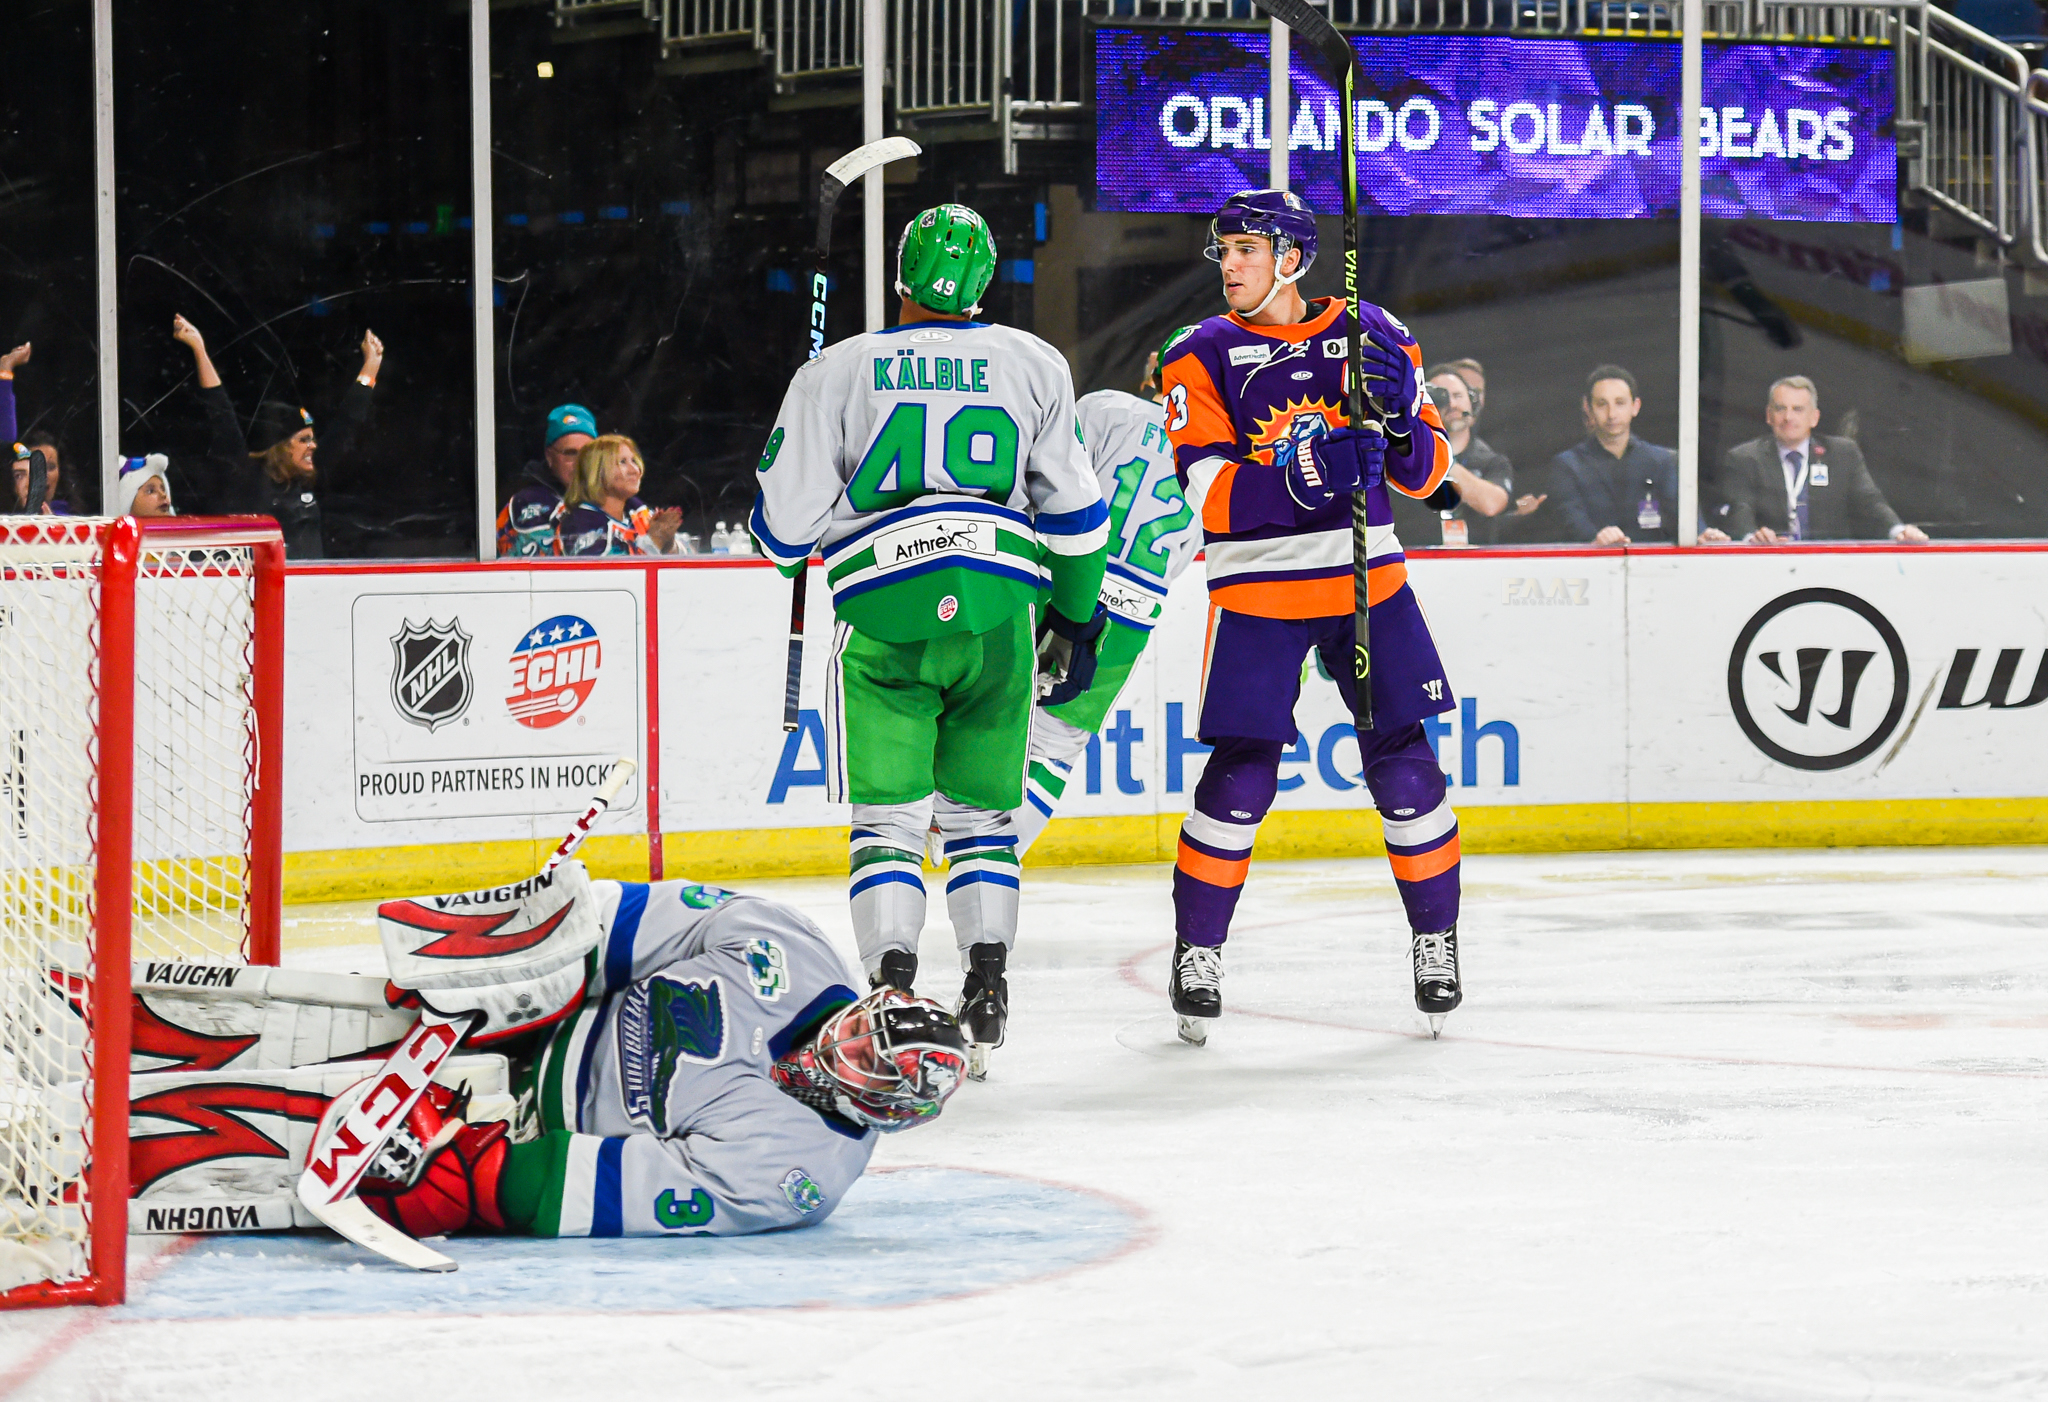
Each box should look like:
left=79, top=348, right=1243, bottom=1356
left=3, top=846, right=2046, bottom=1401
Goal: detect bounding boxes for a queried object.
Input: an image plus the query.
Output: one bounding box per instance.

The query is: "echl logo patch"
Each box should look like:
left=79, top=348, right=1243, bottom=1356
left=380, top=900, right=573, bottom=959
left=389, top=619, right=474, bottom=731
left=506, top=613, right=602, bottom=730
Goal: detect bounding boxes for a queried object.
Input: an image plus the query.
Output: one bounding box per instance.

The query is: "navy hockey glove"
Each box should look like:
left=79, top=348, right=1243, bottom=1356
left=1360, top=332, right=1421, bottom=425
left=1286, top=427, right=1384, bottom=512
left=1036, top=603, right=1109, bottom=708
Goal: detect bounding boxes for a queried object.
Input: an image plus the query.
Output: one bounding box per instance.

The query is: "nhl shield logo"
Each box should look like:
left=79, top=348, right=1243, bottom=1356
left=389, top=619, right=474, bottom=731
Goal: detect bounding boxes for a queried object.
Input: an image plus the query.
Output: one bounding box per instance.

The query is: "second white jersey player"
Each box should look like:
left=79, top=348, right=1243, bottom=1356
left=1012, top=351, right=1203, bottom=855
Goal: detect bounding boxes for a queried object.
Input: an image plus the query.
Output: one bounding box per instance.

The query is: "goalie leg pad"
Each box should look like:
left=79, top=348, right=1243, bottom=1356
left=378, top=860, right=604, bottom=1045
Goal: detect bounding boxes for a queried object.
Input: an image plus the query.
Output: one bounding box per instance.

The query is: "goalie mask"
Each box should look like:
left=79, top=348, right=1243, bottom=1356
left=773, top=988, right=967, bottom=1133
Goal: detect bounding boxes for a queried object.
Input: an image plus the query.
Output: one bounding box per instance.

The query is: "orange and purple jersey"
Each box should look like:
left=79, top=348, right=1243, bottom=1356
left=1160, top=298, right=1450, bottom=621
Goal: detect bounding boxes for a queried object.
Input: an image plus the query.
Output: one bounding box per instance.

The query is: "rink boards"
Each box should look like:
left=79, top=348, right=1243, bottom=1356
left=279, top=545, right=2048, bottom=900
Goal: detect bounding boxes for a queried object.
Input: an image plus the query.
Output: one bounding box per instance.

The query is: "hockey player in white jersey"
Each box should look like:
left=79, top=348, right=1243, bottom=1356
left=1011, top=331, right=1203, bottom=855
left=749, top=203, right=1109, bottom=1076
left=117, top=864, right=968, bottom=1242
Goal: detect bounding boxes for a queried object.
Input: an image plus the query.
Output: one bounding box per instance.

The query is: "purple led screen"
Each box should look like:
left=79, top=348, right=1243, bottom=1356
left=1095, top=30, right=1896, bottom=222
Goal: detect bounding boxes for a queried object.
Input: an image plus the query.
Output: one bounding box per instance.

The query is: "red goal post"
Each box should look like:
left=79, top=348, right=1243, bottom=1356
left=0, top=516, right=284, bottom=1308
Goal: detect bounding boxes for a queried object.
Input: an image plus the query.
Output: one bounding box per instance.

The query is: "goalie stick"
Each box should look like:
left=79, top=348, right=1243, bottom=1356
left=294, top=756, right=638, bottom=1272
left=1247, top=0, right=1374, bottom=729
left=780, top=135, right=923, bottom=732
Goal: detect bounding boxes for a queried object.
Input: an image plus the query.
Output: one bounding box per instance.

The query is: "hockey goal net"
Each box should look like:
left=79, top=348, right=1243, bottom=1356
left=0, top=517, right=283, bottom=1307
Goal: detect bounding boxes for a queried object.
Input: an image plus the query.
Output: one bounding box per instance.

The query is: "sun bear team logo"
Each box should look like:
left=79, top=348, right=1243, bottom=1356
left=506, top=614, right=602, bottom=729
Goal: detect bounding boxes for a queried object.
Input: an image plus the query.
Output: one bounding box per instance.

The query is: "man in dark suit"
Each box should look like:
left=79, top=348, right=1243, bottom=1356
left=1712, top=376, right=1928, bottom=543
left=1546, top=365, right=1729, bottom=545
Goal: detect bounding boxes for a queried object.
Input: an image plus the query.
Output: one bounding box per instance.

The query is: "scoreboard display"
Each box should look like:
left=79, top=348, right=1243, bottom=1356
left=1095, top=29, right=1897, bottom=223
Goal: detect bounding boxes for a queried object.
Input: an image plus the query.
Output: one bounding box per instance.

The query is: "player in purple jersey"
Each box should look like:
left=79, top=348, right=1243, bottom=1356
left=1158, top=190, right=1464, bottom=1042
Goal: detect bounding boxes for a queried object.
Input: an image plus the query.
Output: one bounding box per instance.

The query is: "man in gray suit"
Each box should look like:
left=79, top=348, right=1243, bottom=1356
left=1713, top=377, right=1929, bottom=543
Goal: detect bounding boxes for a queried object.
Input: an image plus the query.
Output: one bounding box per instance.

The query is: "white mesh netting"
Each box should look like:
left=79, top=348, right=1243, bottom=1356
left=0, top=519, right=262, bottom=1292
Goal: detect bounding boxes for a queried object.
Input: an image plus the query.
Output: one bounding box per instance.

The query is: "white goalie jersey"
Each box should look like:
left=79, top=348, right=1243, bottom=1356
left=105, top=873, right=883, bottom=1240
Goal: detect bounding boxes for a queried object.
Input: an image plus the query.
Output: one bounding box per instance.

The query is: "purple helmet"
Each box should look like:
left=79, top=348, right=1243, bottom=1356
left=1206, top=189, right=1318, bottom=274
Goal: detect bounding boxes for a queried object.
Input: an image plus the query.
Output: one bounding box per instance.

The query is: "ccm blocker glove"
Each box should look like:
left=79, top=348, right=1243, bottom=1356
left=1359, top=332, right=1422, bottom=426
left=1036, top=603, right=1109, bottom=708
left=1286, top=427, right=1385, bottom=512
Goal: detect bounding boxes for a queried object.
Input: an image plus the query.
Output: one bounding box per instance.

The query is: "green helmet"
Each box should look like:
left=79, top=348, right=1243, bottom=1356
left=896, top=204, right=997, bottom=316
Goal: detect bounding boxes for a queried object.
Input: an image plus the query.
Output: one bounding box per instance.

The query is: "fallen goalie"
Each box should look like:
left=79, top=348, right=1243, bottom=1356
left=112, top=862, right=969, bottom=1248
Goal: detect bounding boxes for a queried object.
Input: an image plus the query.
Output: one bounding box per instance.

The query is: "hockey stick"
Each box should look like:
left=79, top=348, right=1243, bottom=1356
left=295, top=757, right=638, bottom=1272
left=780, top=135, right=922, bottom=732
left=1249, top=0, right=1372, bottom=729
left=23, top=448, right=47, bottom=515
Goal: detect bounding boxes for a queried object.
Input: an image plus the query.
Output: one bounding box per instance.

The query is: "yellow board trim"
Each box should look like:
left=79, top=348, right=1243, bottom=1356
left=280, top=799, right=2048, bottom=904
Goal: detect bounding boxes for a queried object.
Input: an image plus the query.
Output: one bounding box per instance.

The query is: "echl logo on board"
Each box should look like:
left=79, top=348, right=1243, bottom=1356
left=507, top=613, right=602, bottom=729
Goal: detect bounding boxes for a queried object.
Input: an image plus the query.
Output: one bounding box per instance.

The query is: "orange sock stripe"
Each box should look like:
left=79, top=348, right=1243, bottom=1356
left=1387, top=834, right=1461, bottom=883
left=1176, top=838, right=1251, bottom=888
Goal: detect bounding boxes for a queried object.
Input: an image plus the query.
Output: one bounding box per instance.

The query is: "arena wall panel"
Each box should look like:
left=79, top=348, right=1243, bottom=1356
left=278, top=547, right=2048, bottom=902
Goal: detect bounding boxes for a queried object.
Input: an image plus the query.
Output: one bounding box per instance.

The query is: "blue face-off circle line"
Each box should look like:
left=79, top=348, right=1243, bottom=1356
left=114, top=1166, right=1154, bottom=1322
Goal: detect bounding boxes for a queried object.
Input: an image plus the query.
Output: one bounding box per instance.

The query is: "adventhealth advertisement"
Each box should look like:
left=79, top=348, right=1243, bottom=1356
left=1095, top=30, right=1897, bottom=222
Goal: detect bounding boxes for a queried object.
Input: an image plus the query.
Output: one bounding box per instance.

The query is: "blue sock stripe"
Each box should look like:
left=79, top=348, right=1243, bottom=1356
left=1026, top=791, right=1054, bottom=818
left=591, top=1137, right=624, bottom=1238
left=604, top=883, right=649, bottom=991
left=942, top=834, right=1018, bottom=855
left=850, top=868, right=926, bottom=899
left=946, top=868, right=1022, bottom=894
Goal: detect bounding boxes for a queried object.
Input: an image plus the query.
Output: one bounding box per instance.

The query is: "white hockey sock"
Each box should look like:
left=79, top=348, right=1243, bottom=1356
left=1012, top=709, right=1094, bottom=858
left=934, top=795, right=1020, bottom=968
left=849, top=801, right=931, bottom=976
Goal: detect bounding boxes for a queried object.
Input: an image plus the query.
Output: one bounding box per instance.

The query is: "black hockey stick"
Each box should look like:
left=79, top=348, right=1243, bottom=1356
left=780, top=136, right=923, bottom=732
left=23, top=448, right=47, bottom=514
left=1249, top=0, right=1371, bottom=730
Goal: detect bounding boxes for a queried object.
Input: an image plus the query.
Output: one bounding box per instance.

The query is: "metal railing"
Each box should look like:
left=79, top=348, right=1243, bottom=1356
left=1068, top=0, right=1898, bottom=37
left=556, top=0, right=661, bottom=23
left=2028, top=70, right=2048, bottom=263
left=769, top=0, right=864, bottom=76
left=1900, top=6, right=2032, bottom=244
left=895, top=0, right=1004, bottom=115
left=660, top=0, right=763, bottom=46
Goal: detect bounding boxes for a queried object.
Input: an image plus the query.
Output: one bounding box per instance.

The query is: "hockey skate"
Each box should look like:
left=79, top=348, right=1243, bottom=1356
left=1411, top=926, right=1462, bottom=1038
left=871, top=949, right=917, bottom=992
left=1169, top=937, right=1222, bottom=1047
left=957, top=942, right=1007, bottom=1080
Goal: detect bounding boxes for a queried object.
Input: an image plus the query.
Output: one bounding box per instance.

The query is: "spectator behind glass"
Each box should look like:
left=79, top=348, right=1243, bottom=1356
left=110, top=454, right=175, bottom=518
left=498, top=403, right=597, bottom=556
left=1, top=342, right=75, bottom=514
left=172, top=313, right=382, bottom=559
left=0, top=341, right=26, bottom=459
left=1440, top=356, right=1550, bottom=535
left=17, top=433, right=71, bottom=514
left=554, top=434, right=682, bottom=555
left=1392, top=368, right=1514, bottom=546
left=1712, top=376, right=1929, bottom=544
left=1547, top=364, right=1728, bottom=546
